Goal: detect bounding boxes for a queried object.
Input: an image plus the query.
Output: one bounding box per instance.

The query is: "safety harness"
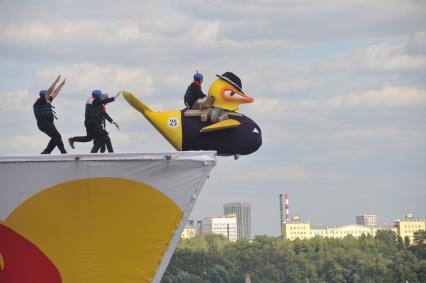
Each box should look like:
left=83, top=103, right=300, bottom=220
left=33, top=97, right=57, bottom=120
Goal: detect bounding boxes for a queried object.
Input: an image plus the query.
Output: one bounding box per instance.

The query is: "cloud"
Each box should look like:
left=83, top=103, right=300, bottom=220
left=270, top=79, right=324, bottom=95
left=0, top=23, right=53, bottom=43
left=316, top=38, right=426, bottom=73
left=404, top=32, right=426, bottom=55
left=33, top=64, right=154, bottom=96
left=328, top=85, right=426, bottom=109
left=178, top=0, right=426, bottom=41
left=246, top=83, right=426, bottom=157
left=251, top=84, right=426, bottom=126
left=0, top=90, right=32, bottom=112
left=0, top=16, right=300, bottom=66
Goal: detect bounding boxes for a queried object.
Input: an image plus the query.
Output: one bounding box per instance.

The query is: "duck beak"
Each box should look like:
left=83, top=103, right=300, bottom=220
left=221, top=88, right=254, bottom=104
left=237, top=92, right=254, bottom=104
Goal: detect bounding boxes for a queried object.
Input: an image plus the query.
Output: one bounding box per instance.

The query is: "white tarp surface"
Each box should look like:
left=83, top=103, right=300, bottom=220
left=0, top=151, right=216, bottom=283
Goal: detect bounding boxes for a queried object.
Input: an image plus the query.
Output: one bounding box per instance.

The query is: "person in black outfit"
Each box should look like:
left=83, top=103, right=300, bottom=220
left=98, top=94, right=119, bottom=153
left=184, top=71, right=207, bottom=108
left=33, top=75, right=67, bottom=154
left=68, top=90, right=120, bottom=153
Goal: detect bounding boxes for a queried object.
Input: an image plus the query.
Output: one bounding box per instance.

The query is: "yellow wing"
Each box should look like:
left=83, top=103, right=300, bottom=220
left=122, top=90, right=183, bottom=150
left=200, top=119, right=241, bottom=133
left=122, top=91, right=152, bottom=114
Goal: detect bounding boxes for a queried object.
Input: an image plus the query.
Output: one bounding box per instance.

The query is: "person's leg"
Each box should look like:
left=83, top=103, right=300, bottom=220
left=99, top=137, right=106, bottom=153
left=106, top=136, right=113, bottom=153
left=101, top=130, right=112, bottom=153
left=39, top=122, right=66, bottom=154
left=90, top=124, right=107, bottom=153
left=48, top=123, right=67, bottom=154
left=71, top=134, right=92, bottom=143
left=91, top=137, right=104, bottom=153
left=37, top=122, right=51, bottom=154
left=54, top=133, right=67, bottom=154
left=91, top=139, right=104, bottom=153
left=42, top=138, right=56, bottom=154
left=69, top=122, right=94, bottom=147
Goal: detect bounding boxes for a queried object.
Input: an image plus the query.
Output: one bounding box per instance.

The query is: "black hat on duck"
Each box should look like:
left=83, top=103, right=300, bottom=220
left=216, top=72, right=244, bottom=93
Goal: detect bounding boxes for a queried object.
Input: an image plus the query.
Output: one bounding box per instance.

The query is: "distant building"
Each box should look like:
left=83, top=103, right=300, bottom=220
left=181, top=219, right=197, bottom=239
left=224, top=202, right=251, bottom=239
left=196, top=220, right=203, bottom=235
left=394, top=213, right=426, bottom=244
left=356, top=214, right=378, bottom=226
left=282, top=214, right=426, bottom=241
left=181, top=226, right=197, bottom=239
left=202, top=214, right=238, bottom=241
left=311, top=224, right=397, bottom=239
left=282, top=216, right=311, bottom=240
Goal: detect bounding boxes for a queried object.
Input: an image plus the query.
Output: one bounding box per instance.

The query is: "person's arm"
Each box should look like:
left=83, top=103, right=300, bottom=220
left=46, top=75, right=61, bottom=98
left=112, top=121, right=119, bottom=130
left=101, top=97, right=116, bottom=105
left=193, top=85, right=206, bottom=99
left=103, top=112, right=120, bottom=130
left=102, top=112, right=113, bottom=123
left=100, top=91, right=120, bottom=104
left=92, top=91, right=120, bottom=105
left=92, top=96, right=114, bottom=105
left=49, top=78, right=66, bottom=100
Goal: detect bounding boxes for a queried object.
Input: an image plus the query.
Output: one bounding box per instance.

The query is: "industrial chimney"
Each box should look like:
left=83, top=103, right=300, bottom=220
left=279, top=193, right=289, bottom=237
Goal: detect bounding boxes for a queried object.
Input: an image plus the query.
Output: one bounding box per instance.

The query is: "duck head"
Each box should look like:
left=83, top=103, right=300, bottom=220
left=208, top=72, right=253, bottom=111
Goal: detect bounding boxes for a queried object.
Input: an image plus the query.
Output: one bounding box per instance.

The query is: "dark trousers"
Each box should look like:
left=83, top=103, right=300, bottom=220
left=72, top=121, right=95, bottom=143
left=99, top=134, right=113, bottom=153
left=72, top=121, right=110, bottom=153
left=87, top=122, right=107, bottom=153
left=37, top=120, right=66, bottom=154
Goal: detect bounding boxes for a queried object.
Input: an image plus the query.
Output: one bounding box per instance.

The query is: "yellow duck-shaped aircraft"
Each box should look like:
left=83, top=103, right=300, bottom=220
left=123, top=72, right=262, bottom=156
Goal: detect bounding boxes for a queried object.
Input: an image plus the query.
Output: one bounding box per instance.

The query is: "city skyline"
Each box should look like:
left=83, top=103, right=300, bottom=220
left=188, top=198, right=424, bottom=238
left=1, top=1, right=425, bottom=236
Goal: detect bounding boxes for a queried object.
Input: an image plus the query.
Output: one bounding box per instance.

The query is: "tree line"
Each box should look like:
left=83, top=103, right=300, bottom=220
left=161, top=230, right=426, bottom=283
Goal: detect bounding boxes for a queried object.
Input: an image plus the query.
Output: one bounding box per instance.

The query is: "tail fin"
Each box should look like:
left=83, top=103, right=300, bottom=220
left=122, top=91, right=152, bottom=114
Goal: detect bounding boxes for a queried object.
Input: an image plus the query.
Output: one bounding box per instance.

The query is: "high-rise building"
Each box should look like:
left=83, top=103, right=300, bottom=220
left=356, top=214, right=378, bottom=226
left=224, top=202, right=251, bottom=239
left=201, top=215, right=238, bottom=241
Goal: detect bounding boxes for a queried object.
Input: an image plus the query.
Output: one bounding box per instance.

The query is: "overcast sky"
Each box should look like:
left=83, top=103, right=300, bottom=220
left=1, top=0, right=425, bottom=236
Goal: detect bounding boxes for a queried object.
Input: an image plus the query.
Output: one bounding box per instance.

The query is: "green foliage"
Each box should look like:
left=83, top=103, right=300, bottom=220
left=413, top=230, right=426, bottom=246
left=161, top=233, right=426, bottom=283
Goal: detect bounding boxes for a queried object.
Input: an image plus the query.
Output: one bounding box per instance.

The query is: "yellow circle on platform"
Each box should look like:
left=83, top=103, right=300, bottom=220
left=4, top=178, right=182, bottom=283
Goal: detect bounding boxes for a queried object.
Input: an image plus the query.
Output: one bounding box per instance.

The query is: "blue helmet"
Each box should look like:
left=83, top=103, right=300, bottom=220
left=92, top=89, right=102, bottom=97
left=39, top=90, right=47, bottom=97
left=193, top=71, right=203, bottom=81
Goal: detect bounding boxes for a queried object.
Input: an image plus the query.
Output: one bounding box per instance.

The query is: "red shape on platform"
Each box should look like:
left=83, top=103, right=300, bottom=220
left=0, top=224, right=62, bottom=283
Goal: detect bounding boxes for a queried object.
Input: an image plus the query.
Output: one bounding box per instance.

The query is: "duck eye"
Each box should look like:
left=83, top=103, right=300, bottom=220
left=224, top=90, right=235, bottom=97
